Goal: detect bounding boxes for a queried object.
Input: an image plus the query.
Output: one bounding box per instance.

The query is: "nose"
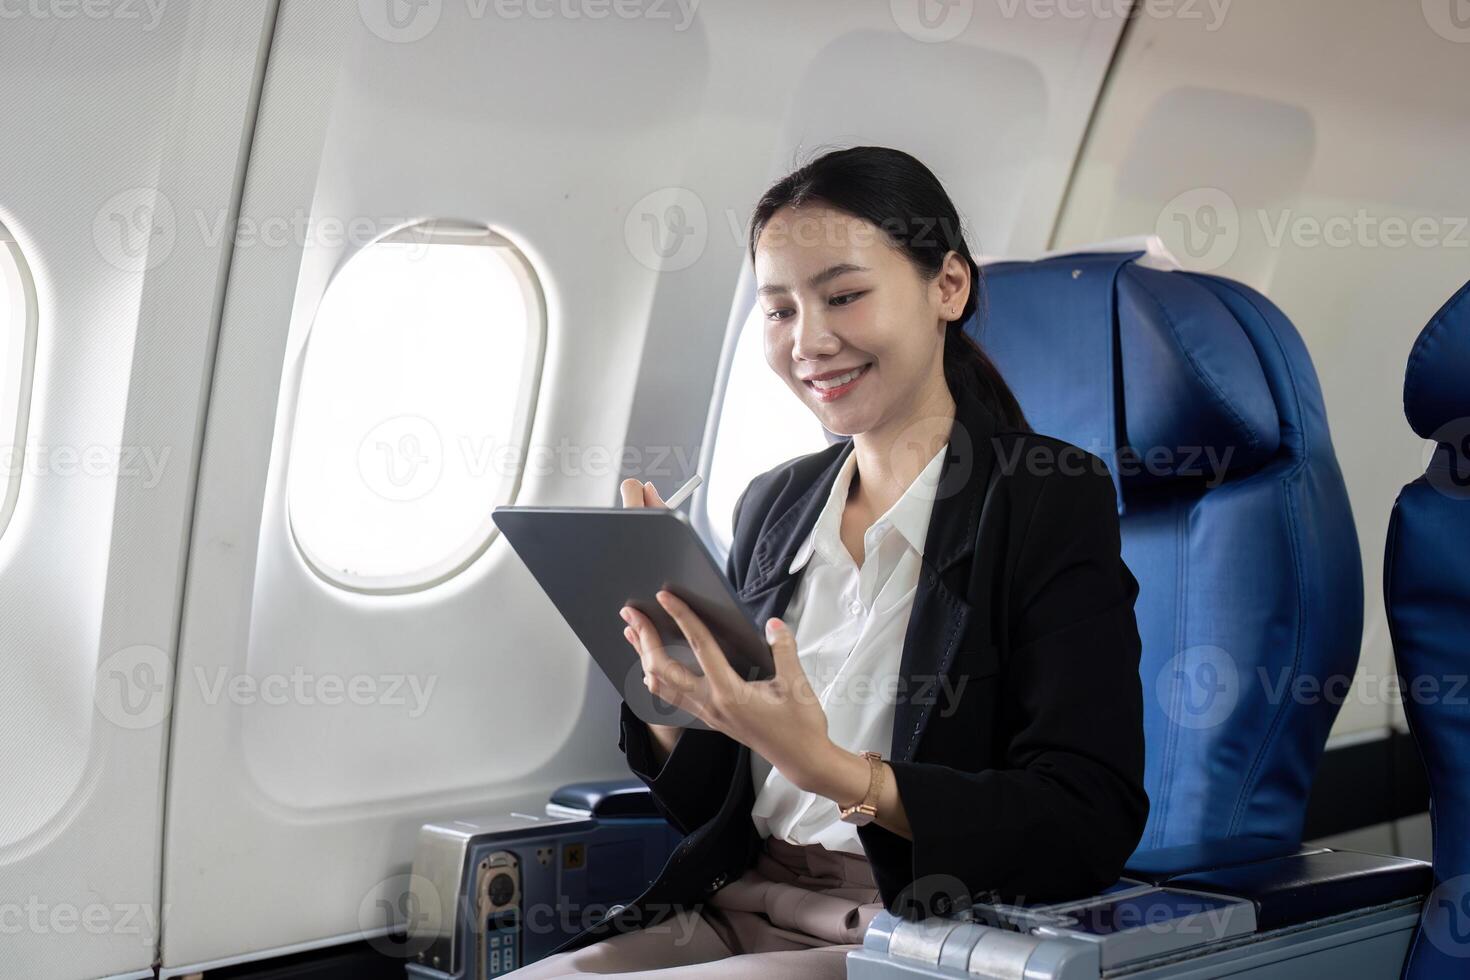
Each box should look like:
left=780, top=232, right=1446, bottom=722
left=790, top=307, right=839, bottom=362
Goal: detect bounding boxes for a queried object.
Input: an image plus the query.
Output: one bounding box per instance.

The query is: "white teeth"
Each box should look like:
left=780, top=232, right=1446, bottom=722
left=810, top=365, right=866, bottom=390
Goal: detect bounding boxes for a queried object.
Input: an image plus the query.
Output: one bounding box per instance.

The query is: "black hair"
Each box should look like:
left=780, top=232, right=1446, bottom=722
left=747, top=145, right=1029, bottom=432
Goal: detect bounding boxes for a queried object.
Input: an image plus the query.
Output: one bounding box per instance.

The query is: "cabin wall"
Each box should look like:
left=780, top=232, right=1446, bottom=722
left=0, top=4, right=276, bottom=979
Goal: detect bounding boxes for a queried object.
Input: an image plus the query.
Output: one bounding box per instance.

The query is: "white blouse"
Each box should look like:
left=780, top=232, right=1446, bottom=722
left=748, top=440, right=949, bottom=856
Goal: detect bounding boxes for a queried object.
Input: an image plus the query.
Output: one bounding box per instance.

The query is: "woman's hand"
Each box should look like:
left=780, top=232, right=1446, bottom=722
left=619, top=590, right=838, bottom=795
left=619, top=477, right=682, bottom=763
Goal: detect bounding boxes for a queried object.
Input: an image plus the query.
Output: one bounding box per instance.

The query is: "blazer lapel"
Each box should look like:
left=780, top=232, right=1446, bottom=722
left=736, top=439, right=853, bottom=620
left=891, top=387, right=998, bottom=761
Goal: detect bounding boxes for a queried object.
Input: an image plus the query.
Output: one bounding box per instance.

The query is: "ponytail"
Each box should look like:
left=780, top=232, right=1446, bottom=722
left=942, top=255, right=1029, bottom=431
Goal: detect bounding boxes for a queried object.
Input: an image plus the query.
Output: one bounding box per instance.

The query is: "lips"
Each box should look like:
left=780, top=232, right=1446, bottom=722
left=804, top=363, right=871, bottom=401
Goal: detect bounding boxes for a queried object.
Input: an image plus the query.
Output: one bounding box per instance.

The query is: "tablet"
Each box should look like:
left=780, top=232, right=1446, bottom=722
left=490, top=505, right=776, bottom=730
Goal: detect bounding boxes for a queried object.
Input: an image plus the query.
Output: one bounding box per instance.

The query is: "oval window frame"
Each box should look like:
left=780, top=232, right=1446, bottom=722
left=0, top=222, right=38, bottom=541
left=284, top=219, right=547, bottom=594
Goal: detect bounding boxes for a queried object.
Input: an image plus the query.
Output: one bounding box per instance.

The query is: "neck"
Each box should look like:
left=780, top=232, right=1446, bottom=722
left=847, top=373, right=957, bottom=513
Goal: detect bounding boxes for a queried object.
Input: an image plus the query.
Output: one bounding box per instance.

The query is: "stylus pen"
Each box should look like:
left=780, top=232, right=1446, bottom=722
left=663, top=473, right=703, bottom=510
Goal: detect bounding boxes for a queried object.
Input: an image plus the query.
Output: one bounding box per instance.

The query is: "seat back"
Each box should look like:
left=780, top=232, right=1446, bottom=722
left=1385, top=281, right=1470, bottom=978
left=971, top=251, right=1362, bottom=852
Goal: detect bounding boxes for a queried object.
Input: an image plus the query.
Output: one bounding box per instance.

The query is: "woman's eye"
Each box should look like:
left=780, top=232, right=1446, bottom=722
left=830, top=291, right=866, bottom=307
left=764, top=308, right=794, bottom=321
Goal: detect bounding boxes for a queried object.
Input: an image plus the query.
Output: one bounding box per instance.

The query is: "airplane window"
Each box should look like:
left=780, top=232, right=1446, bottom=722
left=704, top=303, right=828, bottom=550
left=0, top=223, right=36, bottom=539
left=287, top=221, right=544, bottom=593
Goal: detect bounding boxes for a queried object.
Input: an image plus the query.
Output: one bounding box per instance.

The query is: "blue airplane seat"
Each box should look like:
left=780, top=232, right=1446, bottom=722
left=968, top=251, right=1363, bottom=854
left=1385, top=280, right=1470, bottom=978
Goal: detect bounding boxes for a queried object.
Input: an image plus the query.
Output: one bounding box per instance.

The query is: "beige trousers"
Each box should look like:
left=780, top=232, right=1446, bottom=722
left=507, top=837, right=883, bottom=978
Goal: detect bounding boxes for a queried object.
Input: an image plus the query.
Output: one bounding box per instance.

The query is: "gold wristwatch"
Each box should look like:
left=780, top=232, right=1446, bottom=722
left=838, top=751, right=884, bottom=826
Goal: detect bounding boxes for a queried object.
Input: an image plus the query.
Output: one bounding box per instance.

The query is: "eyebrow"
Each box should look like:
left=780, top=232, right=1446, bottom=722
left=757, top=263, right=870, bottom=296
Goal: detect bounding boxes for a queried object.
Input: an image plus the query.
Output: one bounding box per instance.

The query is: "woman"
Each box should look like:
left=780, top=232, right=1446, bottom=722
left=513, top=146, right=1147, bottom=978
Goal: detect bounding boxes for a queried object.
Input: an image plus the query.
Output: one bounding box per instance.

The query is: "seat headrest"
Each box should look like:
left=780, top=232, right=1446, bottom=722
left=1404, top=280, right=1470, bottom=440
left=1114, top=264, right=1280, bottom=485
left=977, top=252, right=1280, bottom=501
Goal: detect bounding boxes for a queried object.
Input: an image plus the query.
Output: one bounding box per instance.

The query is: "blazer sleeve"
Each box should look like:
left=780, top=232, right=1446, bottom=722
left=875, top=464, right=1149, bottom=905
left=616, top=482, right=753, bottom=836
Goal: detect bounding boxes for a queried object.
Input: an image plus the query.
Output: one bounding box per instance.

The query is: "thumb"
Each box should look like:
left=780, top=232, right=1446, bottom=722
left=642, top=481, right=667, bottom=507
left=765, top=618, right=802, bottom=678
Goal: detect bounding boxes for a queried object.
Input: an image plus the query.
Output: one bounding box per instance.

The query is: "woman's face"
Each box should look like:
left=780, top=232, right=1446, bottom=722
left=754, top=204, right=964, bottom=438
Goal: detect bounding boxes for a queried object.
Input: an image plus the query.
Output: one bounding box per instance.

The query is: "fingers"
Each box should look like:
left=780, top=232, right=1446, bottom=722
left=619, top=478, right=645, bottom=508
left=766, top=618, right=802, bottom=678
left=622, top=607, right=705, bottom=708
left=764, top=617, right=817, bottom=706
left=655, top=590, right=740, bottom=689
left=619, top=478, right=668, bottom=509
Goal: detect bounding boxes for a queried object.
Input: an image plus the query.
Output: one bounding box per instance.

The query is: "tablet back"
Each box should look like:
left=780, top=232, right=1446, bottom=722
left=491, top=506, right=775, bottom=731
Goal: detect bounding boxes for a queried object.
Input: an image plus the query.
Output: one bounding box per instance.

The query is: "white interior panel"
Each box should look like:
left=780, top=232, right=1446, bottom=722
left=0, top=4, right=275, bottom=978
left=162, top=0, right=1128, bottom=969
left=1053, top=0, right=1470, bottom=742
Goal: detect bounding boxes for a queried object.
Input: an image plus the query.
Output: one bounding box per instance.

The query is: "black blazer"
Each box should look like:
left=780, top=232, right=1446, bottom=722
left=562, top=383, right=1147, bottom=951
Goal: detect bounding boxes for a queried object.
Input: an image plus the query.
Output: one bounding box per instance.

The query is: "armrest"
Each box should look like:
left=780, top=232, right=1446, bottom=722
left=547, top=779, right=661, bottom=820
left=1166, top=848, right=1432, bottom=930
left=1123, top=836, right=1318, bottom=884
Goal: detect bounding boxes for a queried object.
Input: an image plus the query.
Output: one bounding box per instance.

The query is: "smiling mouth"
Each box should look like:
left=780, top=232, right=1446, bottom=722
left=804, top=363, right=871, bottom=400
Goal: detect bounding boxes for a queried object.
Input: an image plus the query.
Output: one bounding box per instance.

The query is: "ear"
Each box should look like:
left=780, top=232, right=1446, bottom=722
left=936, top=250, right=971, bottom=323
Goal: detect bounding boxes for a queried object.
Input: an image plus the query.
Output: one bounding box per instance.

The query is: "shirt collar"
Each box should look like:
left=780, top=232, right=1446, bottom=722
left=786, top=439, right=949, bottom=574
